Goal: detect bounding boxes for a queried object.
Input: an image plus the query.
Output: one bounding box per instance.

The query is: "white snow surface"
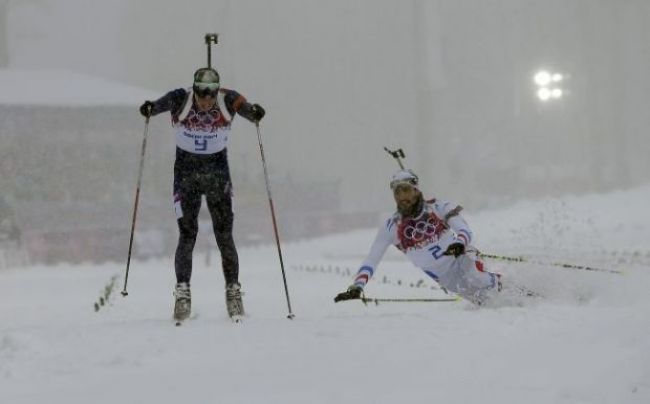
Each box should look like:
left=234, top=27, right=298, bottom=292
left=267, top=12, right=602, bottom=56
left=1, top=185, right=649, bottom=404
left=0, top=69, right=159, bottom=107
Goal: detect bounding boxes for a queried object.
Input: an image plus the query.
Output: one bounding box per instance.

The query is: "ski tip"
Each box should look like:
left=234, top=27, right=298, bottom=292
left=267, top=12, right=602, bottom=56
left=287, top=313, right=296, bottom=320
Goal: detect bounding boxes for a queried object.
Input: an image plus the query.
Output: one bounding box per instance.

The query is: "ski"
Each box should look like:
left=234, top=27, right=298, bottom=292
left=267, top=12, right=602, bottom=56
left=515, top=285, right=543, bottom=298
left=174, top=313, right=242, bottom=326
left=360, top=296, right=461, bottom=305
left=174, top=312, right=198, bottom=327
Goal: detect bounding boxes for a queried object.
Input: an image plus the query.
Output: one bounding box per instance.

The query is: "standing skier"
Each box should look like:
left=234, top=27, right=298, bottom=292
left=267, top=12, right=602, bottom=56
left=334, top=169, right=501, bottom=305
left=139, top=67, right=265, bottom=321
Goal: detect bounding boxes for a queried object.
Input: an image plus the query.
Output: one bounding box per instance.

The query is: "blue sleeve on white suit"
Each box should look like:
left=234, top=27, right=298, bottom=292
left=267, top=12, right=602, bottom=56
left=353, top=219, right=395, bottom=288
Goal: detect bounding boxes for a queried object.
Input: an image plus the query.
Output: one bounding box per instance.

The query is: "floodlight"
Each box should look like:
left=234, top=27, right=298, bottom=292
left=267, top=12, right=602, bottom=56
left=537, top=88, right=552, bottom=101
left=534, top=71, right=552, bottom=86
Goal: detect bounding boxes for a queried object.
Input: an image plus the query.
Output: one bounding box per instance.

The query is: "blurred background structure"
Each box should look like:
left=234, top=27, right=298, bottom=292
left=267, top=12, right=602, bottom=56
left=1, top=0, right=649, bottom=264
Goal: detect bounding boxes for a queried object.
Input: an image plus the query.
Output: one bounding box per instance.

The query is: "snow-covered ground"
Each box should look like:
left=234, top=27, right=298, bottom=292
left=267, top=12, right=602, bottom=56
left=1, top=185, right=649, bottom=404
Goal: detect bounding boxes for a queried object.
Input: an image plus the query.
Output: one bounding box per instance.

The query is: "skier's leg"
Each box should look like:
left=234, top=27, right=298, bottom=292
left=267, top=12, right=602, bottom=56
left=174, top=174, right=202, bottom=284
left=433, top=253, right=500, bottom=304
left=454, top=253, right=501, bottom=303
left=465, top=253, right=501, bottom=290
left=206, top=176, right=243, bottom=318
left=205, top=177, right=239, bottom=286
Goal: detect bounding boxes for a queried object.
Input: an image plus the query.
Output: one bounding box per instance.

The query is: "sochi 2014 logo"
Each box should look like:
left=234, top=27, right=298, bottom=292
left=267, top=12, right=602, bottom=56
left=184, top=109, right=223, bottom=131
left=397, top=213, right=447, bottom=251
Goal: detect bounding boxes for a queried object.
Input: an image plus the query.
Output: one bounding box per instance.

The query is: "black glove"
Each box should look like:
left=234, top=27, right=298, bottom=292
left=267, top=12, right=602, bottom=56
left=444, top=242, right=465, bottom=257
left=334, top=285, right=362, bottom=303
left=139, top=101, right=154, bottom=118
left=250, top=103, right=265, bottom=122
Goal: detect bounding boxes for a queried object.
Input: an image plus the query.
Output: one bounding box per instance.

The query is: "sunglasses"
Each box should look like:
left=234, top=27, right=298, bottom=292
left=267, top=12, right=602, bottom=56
left=194, top=83, right=219, bottom=98
left=390, top=180, right=418, bottom=191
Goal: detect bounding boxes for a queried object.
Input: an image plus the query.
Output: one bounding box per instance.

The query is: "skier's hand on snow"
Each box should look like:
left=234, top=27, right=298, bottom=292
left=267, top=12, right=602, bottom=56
left=444, top=242, right=465, bottom=257
left=139, top=101, right=154, bottom=118
left=250, top=104, right=265, bottom=123
left=334, top=285, right=363, bottom=303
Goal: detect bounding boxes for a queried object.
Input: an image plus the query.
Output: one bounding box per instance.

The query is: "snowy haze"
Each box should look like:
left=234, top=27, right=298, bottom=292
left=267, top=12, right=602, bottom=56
left=1, top=2, right=650, bottom=402
left=5, top=1, right=650, bottom=211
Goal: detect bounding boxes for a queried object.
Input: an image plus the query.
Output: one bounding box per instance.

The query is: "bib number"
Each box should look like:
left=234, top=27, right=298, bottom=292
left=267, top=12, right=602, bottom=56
left=195, top=139, right=207, bottom=151
left=428, top=245, right=444, bottom=260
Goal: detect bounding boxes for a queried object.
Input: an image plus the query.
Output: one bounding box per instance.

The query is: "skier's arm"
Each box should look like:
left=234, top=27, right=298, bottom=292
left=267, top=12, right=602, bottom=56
left=432, top=200, right=474, bottom=258
left=140, top=88, right=188, bottom=117
left=447, top=214, right=473, bottom=247
left=223, top=90, right=265, bottom=123
left=352, top=220, right=394, bottom=289
left=434, top=200, right=473, bottom=247
left=334, top=220, right=394, bottom=302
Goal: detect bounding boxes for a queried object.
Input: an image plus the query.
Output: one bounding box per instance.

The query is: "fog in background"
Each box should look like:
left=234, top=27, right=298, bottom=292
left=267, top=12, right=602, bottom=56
left=2, top=0, right=650, bottom=264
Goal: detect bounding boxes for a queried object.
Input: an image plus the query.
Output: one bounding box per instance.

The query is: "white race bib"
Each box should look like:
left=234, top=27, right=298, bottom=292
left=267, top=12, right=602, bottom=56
left=175, top=126, right=230, bottom=154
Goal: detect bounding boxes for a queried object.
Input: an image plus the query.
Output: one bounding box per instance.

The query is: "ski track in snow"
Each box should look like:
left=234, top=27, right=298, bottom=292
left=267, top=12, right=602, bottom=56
left=1, top=186, right=650, bottom=404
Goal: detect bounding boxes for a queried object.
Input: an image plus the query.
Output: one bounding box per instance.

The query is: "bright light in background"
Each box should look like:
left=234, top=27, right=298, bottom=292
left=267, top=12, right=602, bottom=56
left=534, top=71, right=552, bottom=86
left=534, top=69, right=565, bottom=102
left=537, top=88, right=551, bottom=101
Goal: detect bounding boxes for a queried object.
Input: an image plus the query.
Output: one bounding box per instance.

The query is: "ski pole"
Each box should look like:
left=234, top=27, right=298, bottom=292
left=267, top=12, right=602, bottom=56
left=360, top=296, right=461, bottom=305
left=255, top=123, right=295, bottom=319
left=479, top=252, right=623, bottom=275
left=121, top=116, right=150, bottom=297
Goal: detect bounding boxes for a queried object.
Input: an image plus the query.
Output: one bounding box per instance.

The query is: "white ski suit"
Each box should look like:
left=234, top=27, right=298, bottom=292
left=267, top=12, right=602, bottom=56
left=353, top=198, right=500, bottom=304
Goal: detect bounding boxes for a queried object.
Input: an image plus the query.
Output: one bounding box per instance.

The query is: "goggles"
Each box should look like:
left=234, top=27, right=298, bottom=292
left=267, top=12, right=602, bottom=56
left=390, top=180, right=418, bottom=192
left=389, top=169, right=419, bottom=191
left=193, top=83, right=219, bottom=98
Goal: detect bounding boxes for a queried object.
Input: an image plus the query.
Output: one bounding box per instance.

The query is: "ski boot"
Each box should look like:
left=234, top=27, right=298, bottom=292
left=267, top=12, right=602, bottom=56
left=225, top=282, right=245, bottom=322
left=173, top=282, right=191, bottom=324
